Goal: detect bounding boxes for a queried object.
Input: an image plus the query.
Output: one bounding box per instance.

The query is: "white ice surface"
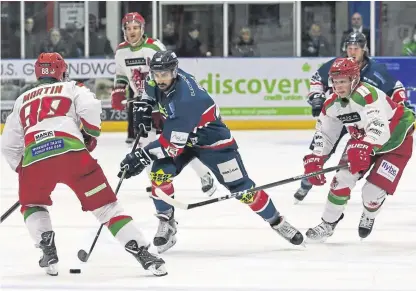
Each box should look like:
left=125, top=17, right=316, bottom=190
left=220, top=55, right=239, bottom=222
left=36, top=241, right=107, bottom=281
left=1, top=131, right=415, bottom=291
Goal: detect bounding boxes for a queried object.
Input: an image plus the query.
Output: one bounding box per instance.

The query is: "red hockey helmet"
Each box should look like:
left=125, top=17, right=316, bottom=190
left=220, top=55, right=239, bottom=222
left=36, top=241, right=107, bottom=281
left=35, top=53, right=68, bottom=81
left=329, top=57, right=360, bottom=92
left=122, top=12, right=145, bottom=44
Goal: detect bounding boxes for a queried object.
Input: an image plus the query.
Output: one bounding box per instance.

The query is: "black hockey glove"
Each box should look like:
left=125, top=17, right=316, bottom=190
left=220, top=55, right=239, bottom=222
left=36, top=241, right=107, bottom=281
left=133, top=101, right=153, bottom=138
left=308, top=92, right=326, bottom=117
left=118, top=148, right=152, bottom=179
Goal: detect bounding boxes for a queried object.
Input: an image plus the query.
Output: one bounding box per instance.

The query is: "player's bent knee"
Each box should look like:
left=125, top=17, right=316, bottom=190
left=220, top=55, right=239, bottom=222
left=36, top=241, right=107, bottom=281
left=92, top=201, right=125, bottom=224
left=362, top=182, right=386, bottom=211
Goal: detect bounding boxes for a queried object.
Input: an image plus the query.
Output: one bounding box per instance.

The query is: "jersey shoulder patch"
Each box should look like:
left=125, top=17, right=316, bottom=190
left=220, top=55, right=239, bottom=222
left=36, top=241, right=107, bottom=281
left=322, top=94, right=338, bottom=113
left=351, top=83, right=378, bottom=106
left=146, top=37, right=155, bottom=45
left=116, top=41, right=130, bottom=51
left=144, top=37, right=165, bottom=51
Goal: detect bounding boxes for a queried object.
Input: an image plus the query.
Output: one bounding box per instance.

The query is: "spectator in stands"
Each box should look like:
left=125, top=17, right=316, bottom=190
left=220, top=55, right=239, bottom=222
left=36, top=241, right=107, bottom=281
left=163, top=22, right=178, bottom=52
left=178, top=25, right=211, bottom=57
left=23, top=17, right=38, bottom=59
left=39, top=28, right=69, bottom=57
left=341, top=12, right=371, bottom=53
left=63, top=23, right=84, bottom=57
left=231, top=27, right=257, bottom=57
left=301, top=23, right=332, bottom=57
left=1, top=22, right=20, bottom=58
left=86, top=14, right=114, bottom=57
left=402, top=25, right=416, bottom=56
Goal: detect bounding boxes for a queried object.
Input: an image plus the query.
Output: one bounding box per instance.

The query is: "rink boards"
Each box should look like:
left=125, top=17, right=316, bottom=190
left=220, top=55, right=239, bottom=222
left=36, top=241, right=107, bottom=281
left=1, top=57, right=415, bottom=132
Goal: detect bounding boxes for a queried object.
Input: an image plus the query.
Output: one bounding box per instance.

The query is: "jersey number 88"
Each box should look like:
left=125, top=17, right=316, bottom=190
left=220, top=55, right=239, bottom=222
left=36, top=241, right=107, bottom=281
left=19, top=96, right=72, bottom=132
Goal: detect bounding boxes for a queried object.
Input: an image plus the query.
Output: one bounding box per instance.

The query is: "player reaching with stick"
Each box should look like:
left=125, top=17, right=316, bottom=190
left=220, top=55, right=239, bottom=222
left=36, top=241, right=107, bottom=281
left=1, top=53, right=167, bottom=276
left=118, top=51, right=304, bottom=253
left=303, top=58, right=414, bottom=242
left=294, top=32, right=410, bottom=203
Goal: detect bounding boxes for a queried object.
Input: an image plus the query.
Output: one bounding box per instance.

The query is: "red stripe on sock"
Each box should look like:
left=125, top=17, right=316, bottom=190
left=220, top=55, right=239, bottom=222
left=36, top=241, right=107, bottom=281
left=152, top=182, right=174, bottom=198
left=106, top=215, right=132, bottom=227
left=249, top=190, right=270, bottom=212
left=20, top=205, right=28, bottom=214
left=330, top=187, right=351, bottom=197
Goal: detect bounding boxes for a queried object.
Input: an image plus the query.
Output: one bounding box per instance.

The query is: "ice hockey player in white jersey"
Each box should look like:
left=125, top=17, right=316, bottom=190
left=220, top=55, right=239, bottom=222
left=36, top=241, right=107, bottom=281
left=294, top=32, right=409, bottom=204
left=111, top=12, right=216, bottom=196
left=1, top=53, right=167, bottom=277
left=303, top=58, right=415, bottom=242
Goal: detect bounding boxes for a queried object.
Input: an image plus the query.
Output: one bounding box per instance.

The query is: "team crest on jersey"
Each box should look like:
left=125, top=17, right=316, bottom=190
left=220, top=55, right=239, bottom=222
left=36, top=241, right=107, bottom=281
left=348, top=125, right=366, bottom=140
left=131, top=68, right=148, bottom=91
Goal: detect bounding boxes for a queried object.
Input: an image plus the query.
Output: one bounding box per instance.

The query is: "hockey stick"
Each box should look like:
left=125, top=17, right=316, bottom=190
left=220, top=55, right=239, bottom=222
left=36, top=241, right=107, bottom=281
left=156, top=164, right=348, bottom=210
left=77, top=132, right=142, bottom=263
left=1, top=201, right=20, bottom=224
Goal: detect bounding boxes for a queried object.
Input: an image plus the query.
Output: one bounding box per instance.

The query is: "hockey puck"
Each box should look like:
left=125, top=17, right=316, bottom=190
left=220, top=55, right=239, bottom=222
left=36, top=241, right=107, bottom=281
left=69, top=269, right=81, bottom=274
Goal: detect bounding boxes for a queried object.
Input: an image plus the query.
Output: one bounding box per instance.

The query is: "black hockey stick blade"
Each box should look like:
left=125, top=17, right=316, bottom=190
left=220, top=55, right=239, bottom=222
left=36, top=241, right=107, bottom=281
left=156, top=164, right=348, bottom=210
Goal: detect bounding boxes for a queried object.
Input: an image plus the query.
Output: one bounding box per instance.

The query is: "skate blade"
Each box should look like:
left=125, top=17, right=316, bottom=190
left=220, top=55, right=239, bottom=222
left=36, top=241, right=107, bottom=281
left=149, top=263, right=168, bottom=277
left=304, top=235, right=329, bottom=244
left=293, top=198, right=302, bottom=205
left=204, top=184, right=217, bottom=197
left=156, top=236, right=177, bottom=254
left=44, top=263, right=58, bottom=276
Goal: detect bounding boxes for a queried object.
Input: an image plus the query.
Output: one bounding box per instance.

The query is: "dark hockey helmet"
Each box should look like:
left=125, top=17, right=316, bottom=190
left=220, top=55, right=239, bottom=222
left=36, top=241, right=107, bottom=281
left=150, top=50, right=179, bottom=77
left=342, top=32, right=367, bottom=51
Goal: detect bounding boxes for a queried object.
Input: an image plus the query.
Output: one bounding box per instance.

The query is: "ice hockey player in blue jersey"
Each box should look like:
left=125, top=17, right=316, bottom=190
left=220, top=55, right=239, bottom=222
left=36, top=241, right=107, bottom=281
left=118, top=50, right=304, bottom=253
left=294, top=31, right=409, bottom=204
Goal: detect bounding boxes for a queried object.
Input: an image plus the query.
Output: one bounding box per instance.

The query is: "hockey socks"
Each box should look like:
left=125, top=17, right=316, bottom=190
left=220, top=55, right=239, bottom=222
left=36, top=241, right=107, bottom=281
left=151, top=182, right=175, bottom=214
left=106, top=215, right=148, bottom=247
left=240, top=190, right=281, bottom=224
left=21, top=206, right=53, bottom=244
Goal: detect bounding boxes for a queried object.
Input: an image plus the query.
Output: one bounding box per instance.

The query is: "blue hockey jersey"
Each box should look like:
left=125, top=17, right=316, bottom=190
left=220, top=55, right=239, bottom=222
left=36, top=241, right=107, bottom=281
left=143, top=69, right=235, bottom=158
left=309, top=57, right=406, bottom=103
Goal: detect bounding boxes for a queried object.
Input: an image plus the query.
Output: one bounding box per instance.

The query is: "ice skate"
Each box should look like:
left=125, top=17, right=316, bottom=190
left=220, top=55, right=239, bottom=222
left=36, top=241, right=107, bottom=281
left=306, top=213, right=344, bottom=243
left=125, top=240, right=167, bottom=276
left=38, top=231, right=59, bottom=276
left=153, top=213, right=178, bottom=253
left=271, top=216, right=304, bottom=246
left=358, top=212, right=375, bottom=239
left=294, top=178, right=313, bottom=204
left=200, top=172, right=217, bottom=197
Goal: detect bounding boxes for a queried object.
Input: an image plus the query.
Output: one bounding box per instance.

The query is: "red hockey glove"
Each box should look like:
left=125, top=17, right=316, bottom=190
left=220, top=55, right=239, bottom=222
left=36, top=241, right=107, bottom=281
left=82, top=130, right=97, bottom=152
left=346, top=140, right=373, bottom=174
left=111, top=86, right=126, bottom=111
left=303, top=154, right=327, bottom=186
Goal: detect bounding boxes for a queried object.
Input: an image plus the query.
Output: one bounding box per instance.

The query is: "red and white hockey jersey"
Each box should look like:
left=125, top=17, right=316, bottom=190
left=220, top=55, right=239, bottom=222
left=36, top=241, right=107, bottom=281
left=1, top=80, right=102, bottom=170
left=114, top=35, right=166, bottom=98
left=313, top=82, right=415, bottom=157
